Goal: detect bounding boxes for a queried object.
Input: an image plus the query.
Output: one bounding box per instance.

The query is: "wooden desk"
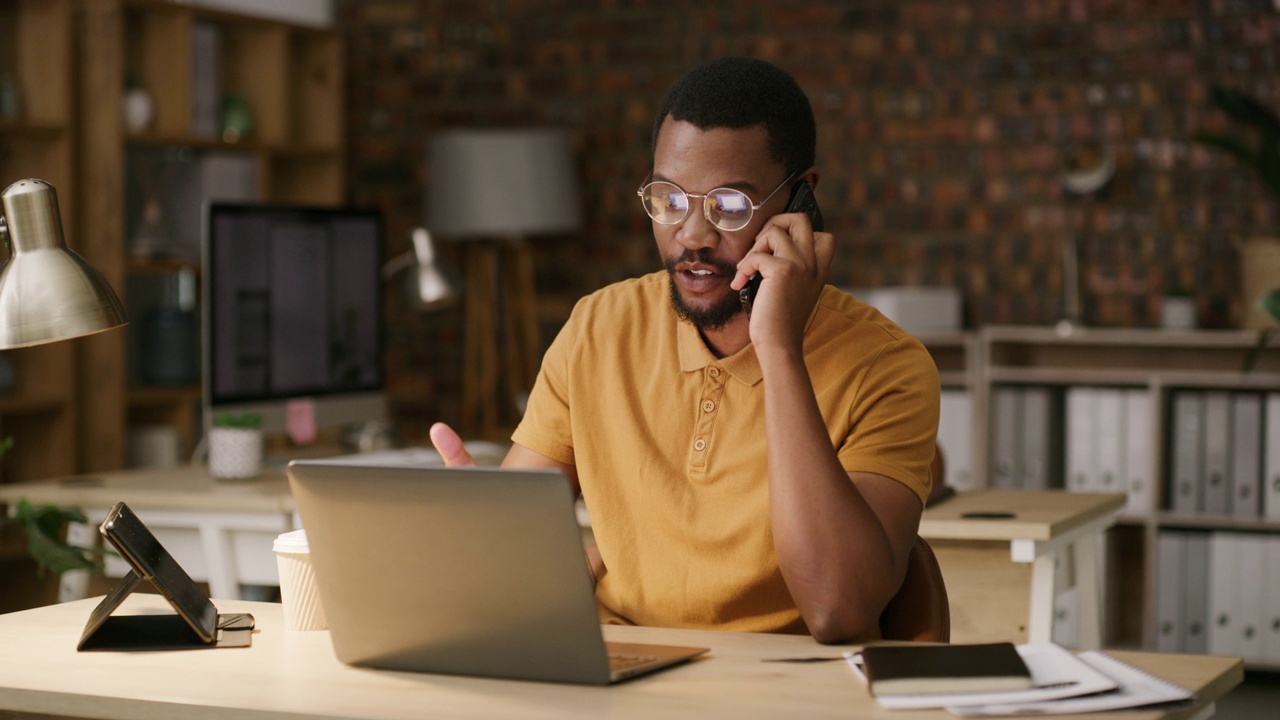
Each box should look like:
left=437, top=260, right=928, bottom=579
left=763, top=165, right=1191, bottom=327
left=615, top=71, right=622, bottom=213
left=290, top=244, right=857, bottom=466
left=0, top=595, right=1243, bottom=720
left=921, top=490, right=1127, bottom=649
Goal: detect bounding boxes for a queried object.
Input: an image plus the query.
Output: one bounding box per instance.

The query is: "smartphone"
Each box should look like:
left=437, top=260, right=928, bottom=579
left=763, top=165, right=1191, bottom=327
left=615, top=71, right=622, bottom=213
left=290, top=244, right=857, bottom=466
left=100, top=501, right=219, bottom=643
left=741, top=180, right=825, bottom=314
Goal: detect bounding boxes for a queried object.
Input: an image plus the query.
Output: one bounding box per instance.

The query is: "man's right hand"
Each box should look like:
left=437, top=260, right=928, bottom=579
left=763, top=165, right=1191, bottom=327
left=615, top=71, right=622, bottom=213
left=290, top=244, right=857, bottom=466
left=429, top=422, right=477, bottom=466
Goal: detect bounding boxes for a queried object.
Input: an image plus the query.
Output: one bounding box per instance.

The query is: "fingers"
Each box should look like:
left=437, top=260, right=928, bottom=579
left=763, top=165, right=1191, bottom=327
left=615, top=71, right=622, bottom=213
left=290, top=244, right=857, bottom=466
left=737, top=213, right=834, bottom=284
left=429, top=422, right=477, bottom=466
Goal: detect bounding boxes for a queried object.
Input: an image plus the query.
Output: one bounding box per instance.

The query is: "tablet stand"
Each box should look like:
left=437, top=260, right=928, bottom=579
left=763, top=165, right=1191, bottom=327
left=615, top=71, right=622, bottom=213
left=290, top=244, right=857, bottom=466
left=77, top=569, right=254, bottom=651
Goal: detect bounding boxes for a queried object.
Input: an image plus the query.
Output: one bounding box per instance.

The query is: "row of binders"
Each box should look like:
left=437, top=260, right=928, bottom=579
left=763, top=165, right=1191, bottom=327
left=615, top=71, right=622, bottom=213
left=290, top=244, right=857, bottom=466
left=937, top=386, right=1156, bottom=515
left=1167, top=389, right=1280, bottom=519
left=938, top=385, right=1280, bottom=519
left=1155, top=530, right=1280, bottom=664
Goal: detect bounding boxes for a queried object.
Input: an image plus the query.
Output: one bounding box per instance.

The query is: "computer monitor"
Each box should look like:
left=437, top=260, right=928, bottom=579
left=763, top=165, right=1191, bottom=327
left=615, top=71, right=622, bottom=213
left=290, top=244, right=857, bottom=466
left=202, top=202, right=386, bottom=439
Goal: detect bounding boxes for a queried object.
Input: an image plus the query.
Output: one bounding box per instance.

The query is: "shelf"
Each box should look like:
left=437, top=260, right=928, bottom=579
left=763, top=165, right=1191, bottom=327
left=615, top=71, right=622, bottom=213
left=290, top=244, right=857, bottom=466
left=0, top=119, right=66, bottom=141
left=988, top=366, right=1155, bottom=387
left=127, top=258, right=201, bottom=275
left=0, top=394, right=67, bottom=416
left=127, top=385, right=201, bottom=408
left=1153, top=512, right=1280, bottom=534
left=125, top=134, right=339, bottom=157
left=983, top=324, right=1264, bottom=349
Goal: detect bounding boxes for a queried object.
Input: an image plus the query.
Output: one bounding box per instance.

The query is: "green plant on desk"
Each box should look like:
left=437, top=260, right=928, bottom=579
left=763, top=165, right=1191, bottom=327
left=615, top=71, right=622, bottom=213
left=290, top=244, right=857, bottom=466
left=212, top=411, right=263, bottom=429
left=0, top=436, right=103, bottom=575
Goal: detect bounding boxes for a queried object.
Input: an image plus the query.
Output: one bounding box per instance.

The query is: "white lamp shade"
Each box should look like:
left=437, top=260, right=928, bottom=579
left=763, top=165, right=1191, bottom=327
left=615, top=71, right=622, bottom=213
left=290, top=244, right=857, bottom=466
left=426, top=128, right=583, bottom=240
left=0, top=179, right=127, bottom=348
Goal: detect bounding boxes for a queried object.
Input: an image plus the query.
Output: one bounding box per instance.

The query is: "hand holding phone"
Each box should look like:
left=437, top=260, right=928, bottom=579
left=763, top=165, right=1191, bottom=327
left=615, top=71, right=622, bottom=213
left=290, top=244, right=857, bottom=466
left=740, top=180, right=824, bottom=314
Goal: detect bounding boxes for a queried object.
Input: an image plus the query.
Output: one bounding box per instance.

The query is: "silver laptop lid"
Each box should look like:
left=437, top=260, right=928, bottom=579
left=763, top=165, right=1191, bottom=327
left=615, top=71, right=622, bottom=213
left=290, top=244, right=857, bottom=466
left=287, top=461, right=614, bottom=684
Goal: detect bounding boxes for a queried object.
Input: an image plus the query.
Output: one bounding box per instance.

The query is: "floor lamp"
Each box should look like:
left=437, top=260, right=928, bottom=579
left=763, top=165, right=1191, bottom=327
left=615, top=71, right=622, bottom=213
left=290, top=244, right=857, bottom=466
left=426, top=128, right=582, bottom=438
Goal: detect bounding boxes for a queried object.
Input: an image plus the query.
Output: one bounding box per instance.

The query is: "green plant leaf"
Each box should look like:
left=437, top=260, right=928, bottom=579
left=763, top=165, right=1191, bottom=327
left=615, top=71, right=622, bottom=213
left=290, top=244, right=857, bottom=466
left=1210, top=84, right=1280, bottom=139
left=213, top=412, right=262, bottom=429
left=1192, top=133, right=1260, bottom=170
left=13, top=499, right=99, bottom=575
left=1261, top=141, right=1280, bottom=199
left=1259, top=287, right=1280, bottom=324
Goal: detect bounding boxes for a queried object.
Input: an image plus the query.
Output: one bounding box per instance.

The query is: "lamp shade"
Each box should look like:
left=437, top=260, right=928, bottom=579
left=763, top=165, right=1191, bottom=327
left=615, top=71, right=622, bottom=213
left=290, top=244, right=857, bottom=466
left=382, top=227, right=457, bottom=312
left=0, top=178, right=127, bottom=348
left=426, top=127, right=583, bottom=240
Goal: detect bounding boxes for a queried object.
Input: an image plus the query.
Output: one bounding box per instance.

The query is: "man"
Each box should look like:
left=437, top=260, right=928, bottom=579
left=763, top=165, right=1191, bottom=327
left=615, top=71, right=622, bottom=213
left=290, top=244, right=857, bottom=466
left=431, top=56, right=939, bottom=644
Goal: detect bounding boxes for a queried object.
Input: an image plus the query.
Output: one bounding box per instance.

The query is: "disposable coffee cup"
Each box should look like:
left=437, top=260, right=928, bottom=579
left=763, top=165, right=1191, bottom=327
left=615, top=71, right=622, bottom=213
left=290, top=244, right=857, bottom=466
left=273, top=529, right=328, bottom=631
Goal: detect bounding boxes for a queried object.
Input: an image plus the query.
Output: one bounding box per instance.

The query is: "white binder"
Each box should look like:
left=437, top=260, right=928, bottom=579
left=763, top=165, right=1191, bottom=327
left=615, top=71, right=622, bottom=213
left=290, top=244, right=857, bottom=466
left=1237, top=534, right=1267, bottom=662
left=1094, top=389, right=1125, bottom=494
left=1264, top=537, right=1280, bottom=664
left=990, top=386, right=1022, bottom=489
left=1019, top=386, right=1061, bottom=490
left=938, top=389, right=974, bottom=491
left=1123, top=389, right=1154, bottom=514
left=1182, top=533, right=1210, bottom=654
left=1065, top=387, right=1096, bottom=493
left=1154, top=532, right=1185, bottom=653
left=1170, top=392, right=1205, bottom=514
left=1265, top=393, right=1280, bottom=521
left=1201, top=392, right=1231, bottom=515
left=1230, top=392, right=1263, bottom=518
left=1208, top=532, right=1241, bottom=657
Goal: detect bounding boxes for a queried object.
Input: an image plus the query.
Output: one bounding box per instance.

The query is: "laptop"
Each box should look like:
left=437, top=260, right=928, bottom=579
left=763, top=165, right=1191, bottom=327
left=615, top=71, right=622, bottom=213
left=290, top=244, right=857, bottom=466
left=286, top=460, right=709, bottom=684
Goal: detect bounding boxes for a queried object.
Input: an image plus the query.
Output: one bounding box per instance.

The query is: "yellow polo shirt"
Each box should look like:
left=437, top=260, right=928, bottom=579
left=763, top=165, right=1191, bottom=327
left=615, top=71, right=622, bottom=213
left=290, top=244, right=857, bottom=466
left=513, top=271, right=939, bottom=634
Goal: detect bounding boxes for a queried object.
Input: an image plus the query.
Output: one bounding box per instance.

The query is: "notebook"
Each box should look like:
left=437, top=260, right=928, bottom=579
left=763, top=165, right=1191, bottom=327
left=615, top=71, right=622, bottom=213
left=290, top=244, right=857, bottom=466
left=858, top=642, right=1032, bottom=696
left=286, top=460, right=708, bottom=684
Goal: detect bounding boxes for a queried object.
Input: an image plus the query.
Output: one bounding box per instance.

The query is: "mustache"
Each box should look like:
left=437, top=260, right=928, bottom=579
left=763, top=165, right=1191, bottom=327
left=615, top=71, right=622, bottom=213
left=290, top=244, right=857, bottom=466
left=663, top=248, right=737, bottom=276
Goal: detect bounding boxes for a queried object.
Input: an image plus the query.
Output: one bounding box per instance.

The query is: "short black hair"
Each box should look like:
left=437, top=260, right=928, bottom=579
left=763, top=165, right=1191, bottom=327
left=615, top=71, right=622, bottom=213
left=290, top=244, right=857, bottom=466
left=652, top=56, right=816, bottom=174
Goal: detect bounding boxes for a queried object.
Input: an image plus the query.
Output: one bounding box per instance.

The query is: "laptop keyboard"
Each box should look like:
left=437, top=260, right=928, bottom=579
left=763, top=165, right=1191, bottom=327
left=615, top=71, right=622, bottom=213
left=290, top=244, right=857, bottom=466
left=609, top=653, right=660, bottom=672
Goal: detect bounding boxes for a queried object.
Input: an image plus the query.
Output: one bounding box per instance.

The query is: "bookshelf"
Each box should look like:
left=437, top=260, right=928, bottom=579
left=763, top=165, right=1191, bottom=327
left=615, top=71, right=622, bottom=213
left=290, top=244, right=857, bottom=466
left=0, top=0, right=78, bottom=484
left=76, top=0, right=345, bottom=472
left=924, top=325, right=1280, bottom=668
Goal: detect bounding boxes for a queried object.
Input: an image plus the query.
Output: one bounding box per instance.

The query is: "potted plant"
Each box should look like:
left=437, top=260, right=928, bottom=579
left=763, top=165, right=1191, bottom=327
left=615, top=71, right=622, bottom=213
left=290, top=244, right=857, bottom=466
left=0, top=437, right=105, bottom=612
left=208, top=412, right=264, bottom=480
left=1192, top=83, right=1280, bottom=331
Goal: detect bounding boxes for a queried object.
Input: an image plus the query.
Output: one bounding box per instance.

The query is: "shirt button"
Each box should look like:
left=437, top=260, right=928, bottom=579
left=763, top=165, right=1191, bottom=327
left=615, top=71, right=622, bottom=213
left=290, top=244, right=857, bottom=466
left=702, top=399, right=715, bottom=413
left=708, top=366, right=721, bottom=378
left=693, top=438, right=707, bottom=451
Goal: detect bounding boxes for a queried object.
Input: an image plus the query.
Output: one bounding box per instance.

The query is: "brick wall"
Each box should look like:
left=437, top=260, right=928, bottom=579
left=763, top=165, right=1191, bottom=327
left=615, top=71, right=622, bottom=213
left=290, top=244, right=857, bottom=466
left=339, top=0, right=1280, bottom=434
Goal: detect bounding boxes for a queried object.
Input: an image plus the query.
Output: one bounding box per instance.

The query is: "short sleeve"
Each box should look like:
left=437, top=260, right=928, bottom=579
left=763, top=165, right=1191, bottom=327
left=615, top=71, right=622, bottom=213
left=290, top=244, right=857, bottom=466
left=836, top=336, right=940, bottom=504
left=510, top=299, right=581, bottom=466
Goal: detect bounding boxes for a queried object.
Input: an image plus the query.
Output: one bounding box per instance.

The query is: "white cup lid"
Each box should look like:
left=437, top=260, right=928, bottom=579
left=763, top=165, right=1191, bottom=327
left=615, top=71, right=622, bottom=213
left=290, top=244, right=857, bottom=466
left=273, top=528, right=310, bottom=553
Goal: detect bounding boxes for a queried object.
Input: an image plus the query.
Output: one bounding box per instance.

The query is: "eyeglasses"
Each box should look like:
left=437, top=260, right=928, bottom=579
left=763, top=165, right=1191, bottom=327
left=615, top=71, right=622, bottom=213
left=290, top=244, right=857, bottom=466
left=637, top=170, right=798, bottom=232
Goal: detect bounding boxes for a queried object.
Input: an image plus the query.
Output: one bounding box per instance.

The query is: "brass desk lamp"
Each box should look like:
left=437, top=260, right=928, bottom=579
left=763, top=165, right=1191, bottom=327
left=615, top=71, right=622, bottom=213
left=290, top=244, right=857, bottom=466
left=0, top=179, right=127, bottom=349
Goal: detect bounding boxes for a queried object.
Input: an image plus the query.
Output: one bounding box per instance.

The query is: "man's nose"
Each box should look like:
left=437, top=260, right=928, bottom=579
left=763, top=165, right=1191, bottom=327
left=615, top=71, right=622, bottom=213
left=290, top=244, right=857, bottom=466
left=674, top=204, right=719, bottom=251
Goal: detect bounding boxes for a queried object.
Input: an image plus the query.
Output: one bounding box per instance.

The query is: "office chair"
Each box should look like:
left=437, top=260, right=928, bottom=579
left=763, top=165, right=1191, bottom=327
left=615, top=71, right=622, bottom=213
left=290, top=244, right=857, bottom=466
left=878, top=535, right=950, bottom=642
left=878, top=443, right=951, bottom=642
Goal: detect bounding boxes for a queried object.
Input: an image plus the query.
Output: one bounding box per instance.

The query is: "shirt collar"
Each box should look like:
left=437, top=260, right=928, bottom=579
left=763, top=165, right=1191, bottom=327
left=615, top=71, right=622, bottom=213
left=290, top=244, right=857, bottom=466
left=673, top=285, right=837, bottom=386
left=676, top=313, right=763, bottom=385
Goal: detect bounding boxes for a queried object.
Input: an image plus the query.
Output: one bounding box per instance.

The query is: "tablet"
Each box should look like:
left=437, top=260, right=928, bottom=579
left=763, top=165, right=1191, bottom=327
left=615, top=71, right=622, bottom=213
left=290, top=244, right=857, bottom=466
left=97, top=501, right=218, bottom=643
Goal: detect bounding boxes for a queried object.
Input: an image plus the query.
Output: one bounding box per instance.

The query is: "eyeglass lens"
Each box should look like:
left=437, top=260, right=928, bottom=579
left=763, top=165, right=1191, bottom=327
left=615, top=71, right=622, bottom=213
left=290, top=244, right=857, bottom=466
left=640, top=182, right=756, bottom=231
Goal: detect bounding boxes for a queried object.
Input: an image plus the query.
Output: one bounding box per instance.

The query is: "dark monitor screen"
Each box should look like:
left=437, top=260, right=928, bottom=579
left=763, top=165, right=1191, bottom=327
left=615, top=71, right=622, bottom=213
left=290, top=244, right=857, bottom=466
left=203, top=203, right=385, bottom=434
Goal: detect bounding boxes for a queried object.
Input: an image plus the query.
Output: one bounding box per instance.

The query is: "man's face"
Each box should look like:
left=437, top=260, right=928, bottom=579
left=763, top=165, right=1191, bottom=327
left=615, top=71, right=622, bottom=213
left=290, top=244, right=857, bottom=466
left=649, top=118, right=792, bottom=331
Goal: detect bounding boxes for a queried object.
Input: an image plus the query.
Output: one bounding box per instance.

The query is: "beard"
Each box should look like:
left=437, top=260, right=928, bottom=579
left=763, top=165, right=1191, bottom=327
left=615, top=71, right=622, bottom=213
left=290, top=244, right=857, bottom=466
left=664, top=248, right=743, bottom=331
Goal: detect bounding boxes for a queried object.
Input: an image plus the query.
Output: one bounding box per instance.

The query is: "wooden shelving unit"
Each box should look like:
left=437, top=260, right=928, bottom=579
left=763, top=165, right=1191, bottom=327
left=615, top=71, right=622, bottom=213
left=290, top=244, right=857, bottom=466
left=75, top=0, right=345, bottom=472
left=0, top=0, right=78, bottom=484
left=925, top=325, right=1280, bottom=667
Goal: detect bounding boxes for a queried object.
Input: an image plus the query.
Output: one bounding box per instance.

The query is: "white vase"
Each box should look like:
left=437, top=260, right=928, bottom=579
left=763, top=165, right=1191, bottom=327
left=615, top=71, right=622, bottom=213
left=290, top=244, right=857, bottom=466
left=123, top=87, right=154, bottom=134
left=208, top=427, right=263, bottom=480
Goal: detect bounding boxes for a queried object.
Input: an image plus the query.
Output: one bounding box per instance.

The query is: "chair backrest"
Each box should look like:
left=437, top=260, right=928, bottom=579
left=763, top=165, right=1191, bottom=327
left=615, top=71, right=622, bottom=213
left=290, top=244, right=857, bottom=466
left=878, top=535, right=951, bottom=643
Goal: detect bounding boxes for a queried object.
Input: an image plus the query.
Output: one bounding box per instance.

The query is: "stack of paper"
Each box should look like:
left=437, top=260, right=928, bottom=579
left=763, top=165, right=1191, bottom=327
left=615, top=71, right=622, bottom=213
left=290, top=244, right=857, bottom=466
left=846, top=642, right=1193, bottom=716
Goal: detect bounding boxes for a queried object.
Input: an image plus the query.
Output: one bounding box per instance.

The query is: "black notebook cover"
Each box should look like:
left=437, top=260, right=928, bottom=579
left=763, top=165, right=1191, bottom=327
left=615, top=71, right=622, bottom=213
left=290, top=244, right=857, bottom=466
left=859, top=642, right=1033, bottom=696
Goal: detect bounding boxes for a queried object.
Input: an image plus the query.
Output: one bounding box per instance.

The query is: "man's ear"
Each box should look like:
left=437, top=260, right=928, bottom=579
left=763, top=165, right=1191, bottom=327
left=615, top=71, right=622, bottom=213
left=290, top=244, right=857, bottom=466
left=800, top=167, right=820, bottom=190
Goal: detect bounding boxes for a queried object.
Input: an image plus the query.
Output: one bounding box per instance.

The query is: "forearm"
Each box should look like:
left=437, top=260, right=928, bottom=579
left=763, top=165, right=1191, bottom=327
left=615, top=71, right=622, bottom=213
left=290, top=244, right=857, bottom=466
left=759, top=346, right=905, bottom=643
